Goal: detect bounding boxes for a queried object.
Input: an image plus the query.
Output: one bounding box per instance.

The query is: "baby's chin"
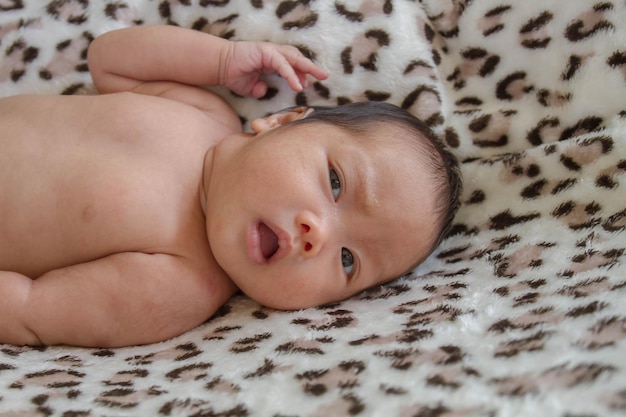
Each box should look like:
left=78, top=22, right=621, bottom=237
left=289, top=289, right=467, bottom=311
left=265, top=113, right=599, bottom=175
left=249, top=296, right=312, bottom=311
left=243, top=290, right=333, bottom=312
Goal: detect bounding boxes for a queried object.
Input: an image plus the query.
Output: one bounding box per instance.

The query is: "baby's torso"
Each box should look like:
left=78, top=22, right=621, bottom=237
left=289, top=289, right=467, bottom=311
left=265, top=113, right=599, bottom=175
left=0, top=93, right=236, bottom=278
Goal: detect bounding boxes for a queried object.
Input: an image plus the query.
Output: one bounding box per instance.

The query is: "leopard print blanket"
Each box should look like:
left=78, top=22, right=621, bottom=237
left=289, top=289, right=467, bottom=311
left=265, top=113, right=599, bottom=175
left=1, top=1, right=625, bottom=416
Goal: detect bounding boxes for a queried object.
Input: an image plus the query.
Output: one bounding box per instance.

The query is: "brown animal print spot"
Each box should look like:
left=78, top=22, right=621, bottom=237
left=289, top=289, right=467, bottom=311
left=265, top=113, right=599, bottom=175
left=0, top=0, right=24, bottom=11
left=519, top=11, right=553, bottom=49
left=480, top=5, right=512, bottom=37
left=565, top=2, right=614, bottom=42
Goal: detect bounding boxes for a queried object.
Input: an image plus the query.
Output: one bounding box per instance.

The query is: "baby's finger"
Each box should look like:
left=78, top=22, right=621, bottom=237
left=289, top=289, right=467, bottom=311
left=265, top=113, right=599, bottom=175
left=297, top=72, right=308, bottom=90
left=297, top=58, right=329, bottom=81
left=274, top=47, right=327, bottom=87
left=271, top=52, right=305, bottom=91
left=251, top=80, right=268, bottom=99
left=285, top=48, right=328, bottom=81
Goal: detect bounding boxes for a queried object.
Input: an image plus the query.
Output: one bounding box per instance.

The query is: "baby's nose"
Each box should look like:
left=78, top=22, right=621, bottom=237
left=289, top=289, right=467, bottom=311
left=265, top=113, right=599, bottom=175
left=295, top=212, right=328, bottom=258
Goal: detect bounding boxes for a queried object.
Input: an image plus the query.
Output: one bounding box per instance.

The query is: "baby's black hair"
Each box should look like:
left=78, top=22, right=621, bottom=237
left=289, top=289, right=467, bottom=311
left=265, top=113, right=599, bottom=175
left=289, top=101, right=462, bottom=270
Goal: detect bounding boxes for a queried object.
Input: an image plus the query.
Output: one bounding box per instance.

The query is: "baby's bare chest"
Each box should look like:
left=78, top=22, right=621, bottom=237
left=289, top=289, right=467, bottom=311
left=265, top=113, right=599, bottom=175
left=0, top=94, right=224, bottom=277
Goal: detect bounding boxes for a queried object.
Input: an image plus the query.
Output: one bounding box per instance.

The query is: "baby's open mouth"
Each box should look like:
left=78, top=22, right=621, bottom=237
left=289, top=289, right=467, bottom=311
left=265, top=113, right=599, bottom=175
left=258, top=222, right=279, bottom=259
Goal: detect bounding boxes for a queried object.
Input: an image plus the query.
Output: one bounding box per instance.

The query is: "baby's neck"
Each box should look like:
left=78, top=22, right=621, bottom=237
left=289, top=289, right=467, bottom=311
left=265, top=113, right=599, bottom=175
left=199, top=146, right=216, bottom=218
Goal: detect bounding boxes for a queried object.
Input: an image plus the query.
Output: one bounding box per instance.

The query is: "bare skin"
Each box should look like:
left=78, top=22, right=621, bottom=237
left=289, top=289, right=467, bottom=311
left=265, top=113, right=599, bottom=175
left=0, top=25, right=328, bottom=347
left=0, top=26, right=440, bottom=348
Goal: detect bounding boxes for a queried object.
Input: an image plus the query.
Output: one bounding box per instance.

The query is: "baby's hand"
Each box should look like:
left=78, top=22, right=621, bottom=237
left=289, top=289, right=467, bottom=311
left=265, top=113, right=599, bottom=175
left=221, top=41, right=328, bottom=98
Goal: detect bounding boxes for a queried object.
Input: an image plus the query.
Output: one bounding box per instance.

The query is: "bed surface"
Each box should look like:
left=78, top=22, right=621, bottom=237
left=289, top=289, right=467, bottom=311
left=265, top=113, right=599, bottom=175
left=1, top=1, right=625, bottom=416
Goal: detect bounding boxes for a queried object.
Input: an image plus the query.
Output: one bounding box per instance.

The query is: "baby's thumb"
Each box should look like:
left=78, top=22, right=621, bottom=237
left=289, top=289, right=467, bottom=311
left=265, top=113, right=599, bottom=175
left=250, top=80, right=268, bottom=99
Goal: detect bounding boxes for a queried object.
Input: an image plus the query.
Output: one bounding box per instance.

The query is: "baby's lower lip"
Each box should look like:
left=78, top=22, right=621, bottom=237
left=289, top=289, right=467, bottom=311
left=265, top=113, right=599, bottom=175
left=247, top=223, right=267, bottom=265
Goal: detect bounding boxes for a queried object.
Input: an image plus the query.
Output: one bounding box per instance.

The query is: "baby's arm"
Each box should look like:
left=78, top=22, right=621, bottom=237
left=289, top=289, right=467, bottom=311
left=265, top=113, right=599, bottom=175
left=0, top=271, right=41, bottom=345
left=0, top=253, right=235, bottom=347
left=88, top=25, right=327, bottom=99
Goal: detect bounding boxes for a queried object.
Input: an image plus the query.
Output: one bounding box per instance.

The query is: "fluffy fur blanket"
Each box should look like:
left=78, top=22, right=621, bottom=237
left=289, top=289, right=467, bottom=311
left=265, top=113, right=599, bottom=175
left=1, top=1, right=625, bottom=416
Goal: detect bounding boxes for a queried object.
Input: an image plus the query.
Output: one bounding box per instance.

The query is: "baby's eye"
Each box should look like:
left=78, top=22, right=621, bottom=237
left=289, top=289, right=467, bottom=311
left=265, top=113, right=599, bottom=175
left=329, top=168, right=341, bottom=200
left=341, top=248, right=355, bottom=277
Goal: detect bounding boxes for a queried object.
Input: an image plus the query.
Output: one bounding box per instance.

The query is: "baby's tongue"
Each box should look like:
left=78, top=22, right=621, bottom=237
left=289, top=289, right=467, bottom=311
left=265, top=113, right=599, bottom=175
left=258, top=222, right=279, bottom=259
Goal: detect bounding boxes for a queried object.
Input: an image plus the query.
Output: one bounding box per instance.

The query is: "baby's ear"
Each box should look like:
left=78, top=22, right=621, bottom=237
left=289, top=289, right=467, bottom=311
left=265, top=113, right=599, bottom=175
left=250, top=107, right=313, bottom=134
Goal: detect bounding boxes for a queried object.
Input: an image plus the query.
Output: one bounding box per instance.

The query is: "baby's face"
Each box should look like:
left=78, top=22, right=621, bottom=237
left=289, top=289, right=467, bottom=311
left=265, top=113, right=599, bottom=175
left=204, top=122, right=438, bottom=310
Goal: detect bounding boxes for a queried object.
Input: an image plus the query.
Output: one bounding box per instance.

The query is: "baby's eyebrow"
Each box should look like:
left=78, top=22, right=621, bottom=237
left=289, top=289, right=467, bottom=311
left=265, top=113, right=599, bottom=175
left=354, top=159, right=379, bottom=216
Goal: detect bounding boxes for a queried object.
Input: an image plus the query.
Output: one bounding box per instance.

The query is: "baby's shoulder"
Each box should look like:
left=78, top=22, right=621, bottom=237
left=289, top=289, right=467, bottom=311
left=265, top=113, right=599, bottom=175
left=127, top=81, right=243, bottom=135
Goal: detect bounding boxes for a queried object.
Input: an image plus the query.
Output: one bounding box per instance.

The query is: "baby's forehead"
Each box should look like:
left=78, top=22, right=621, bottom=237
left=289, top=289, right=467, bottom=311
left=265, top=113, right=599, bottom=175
left=355, top=126, right=428, bottom=168
left=292, top=120, right=431, bottom=178
left=353, top=122, right=422, bottom=150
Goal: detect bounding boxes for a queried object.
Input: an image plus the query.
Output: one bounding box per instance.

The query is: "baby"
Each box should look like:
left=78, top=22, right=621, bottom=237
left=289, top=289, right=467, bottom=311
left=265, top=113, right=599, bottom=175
left=0, top=25, right=461, bottom=348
